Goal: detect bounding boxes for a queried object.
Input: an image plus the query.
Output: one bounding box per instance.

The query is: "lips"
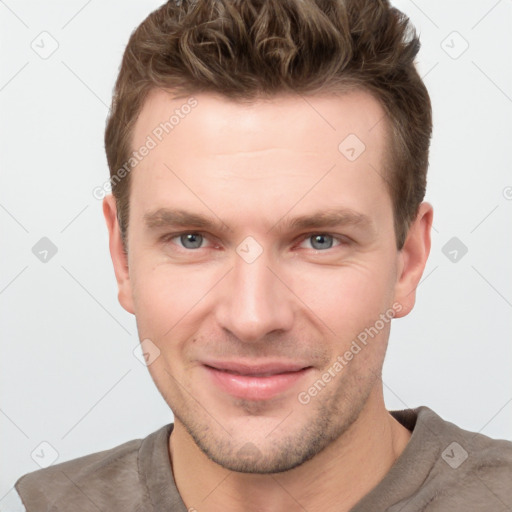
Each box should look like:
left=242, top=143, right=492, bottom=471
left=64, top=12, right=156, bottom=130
left=213, top=368, right=295, bottom=377
left=204, top=360, right=308, bottom=376
left=202, top=360, right=312, bottom=401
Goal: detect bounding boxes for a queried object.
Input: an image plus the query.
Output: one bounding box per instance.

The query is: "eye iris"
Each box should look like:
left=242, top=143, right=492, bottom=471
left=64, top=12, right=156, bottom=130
left=311, top=234, right=333, bottom=250
left=180, top=233, right=203, bottom=249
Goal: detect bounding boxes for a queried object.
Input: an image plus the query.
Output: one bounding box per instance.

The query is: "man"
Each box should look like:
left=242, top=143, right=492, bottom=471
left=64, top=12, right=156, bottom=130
left=15, top=0, right=512, bottom=510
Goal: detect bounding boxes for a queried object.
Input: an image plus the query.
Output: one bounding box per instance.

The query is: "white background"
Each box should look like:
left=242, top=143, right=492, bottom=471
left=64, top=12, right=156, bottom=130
left=1, top=0, right=511, bottom=507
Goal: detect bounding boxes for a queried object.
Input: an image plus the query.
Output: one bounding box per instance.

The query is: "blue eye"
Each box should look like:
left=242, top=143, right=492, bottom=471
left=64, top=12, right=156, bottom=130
left=179, top=233, right=204, bottom=249
left=301, top=234, right=341, bottom=251
left=161, top=231, right=347, bottom=254
left=176, top=233, right=205, bottom=249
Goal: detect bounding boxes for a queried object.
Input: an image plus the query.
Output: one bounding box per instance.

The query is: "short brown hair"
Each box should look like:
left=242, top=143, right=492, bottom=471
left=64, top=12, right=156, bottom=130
left=104, top=0, right=432, bottom=250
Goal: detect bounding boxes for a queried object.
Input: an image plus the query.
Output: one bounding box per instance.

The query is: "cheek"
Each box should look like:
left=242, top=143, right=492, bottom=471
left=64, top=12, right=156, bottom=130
left=130, top=245, right=398, bottom=345
left=291, top=261, right=395, bottom=339
left=130, top=260, right=219, bottom=339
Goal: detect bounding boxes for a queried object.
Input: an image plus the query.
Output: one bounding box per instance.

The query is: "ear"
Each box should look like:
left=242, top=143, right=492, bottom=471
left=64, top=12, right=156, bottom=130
left=393, top=202, right=433, bottom=318
left=103, top=195, right=135, bottom=314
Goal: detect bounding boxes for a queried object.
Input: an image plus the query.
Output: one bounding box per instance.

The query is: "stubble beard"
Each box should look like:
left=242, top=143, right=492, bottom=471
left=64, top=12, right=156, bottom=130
left=170, top=368, right=380, bottom=474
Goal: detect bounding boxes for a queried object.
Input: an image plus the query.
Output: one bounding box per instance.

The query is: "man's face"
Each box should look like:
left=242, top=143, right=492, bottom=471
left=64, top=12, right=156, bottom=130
left=111, top=89, right=413, bottom=473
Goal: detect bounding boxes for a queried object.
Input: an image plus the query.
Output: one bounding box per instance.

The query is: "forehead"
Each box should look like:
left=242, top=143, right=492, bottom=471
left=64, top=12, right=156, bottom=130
left=132, top=88, right=388, bottom=163
left=128, top=88, right=392, bottom=233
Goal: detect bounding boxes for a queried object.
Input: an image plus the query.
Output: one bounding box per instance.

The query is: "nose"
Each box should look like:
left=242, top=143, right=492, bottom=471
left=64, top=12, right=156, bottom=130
left=214, top=246, right=295, bottom=343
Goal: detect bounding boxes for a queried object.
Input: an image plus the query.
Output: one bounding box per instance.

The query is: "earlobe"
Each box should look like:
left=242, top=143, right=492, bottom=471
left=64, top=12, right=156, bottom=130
left=393, top=202, right=433, bottom=318
left=102, top=195, right=135, bottom=314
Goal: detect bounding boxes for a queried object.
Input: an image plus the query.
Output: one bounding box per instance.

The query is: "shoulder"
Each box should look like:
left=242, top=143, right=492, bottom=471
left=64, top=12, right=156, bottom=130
left=416, top=406, right=512, bottom=469
left=409, top=407, right=512, bottom=509
left=15, top=424, right=173, bottom=512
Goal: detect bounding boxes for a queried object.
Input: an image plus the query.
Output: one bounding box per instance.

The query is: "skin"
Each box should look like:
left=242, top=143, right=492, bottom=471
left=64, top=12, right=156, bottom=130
left=104, top=89, right=432, bottom=512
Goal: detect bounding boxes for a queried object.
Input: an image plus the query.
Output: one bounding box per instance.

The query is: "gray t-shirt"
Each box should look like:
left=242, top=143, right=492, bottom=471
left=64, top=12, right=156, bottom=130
left=15, top=406, right=512, bottom=511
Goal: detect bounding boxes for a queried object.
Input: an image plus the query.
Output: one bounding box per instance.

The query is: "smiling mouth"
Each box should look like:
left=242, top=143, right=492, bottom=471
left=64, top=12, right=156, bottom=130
left=208, top=367, right=304, bottom=377
left=202, top=362, right=313, bottom=401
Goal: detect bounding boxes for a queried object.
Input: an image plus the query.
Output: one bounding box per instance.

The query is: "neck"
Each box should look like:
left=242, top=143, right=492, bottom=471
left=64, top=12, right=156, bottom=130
left=169, top=389, right=411, bottom=512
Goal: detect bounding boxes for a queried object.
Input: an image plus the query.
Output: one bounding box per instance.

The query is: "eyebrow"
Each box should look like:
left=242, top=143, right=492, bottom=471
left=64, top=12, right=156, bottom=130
left=143, top=207, right=374, bottom=235
left=273, top=209, right=373, bottom=234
